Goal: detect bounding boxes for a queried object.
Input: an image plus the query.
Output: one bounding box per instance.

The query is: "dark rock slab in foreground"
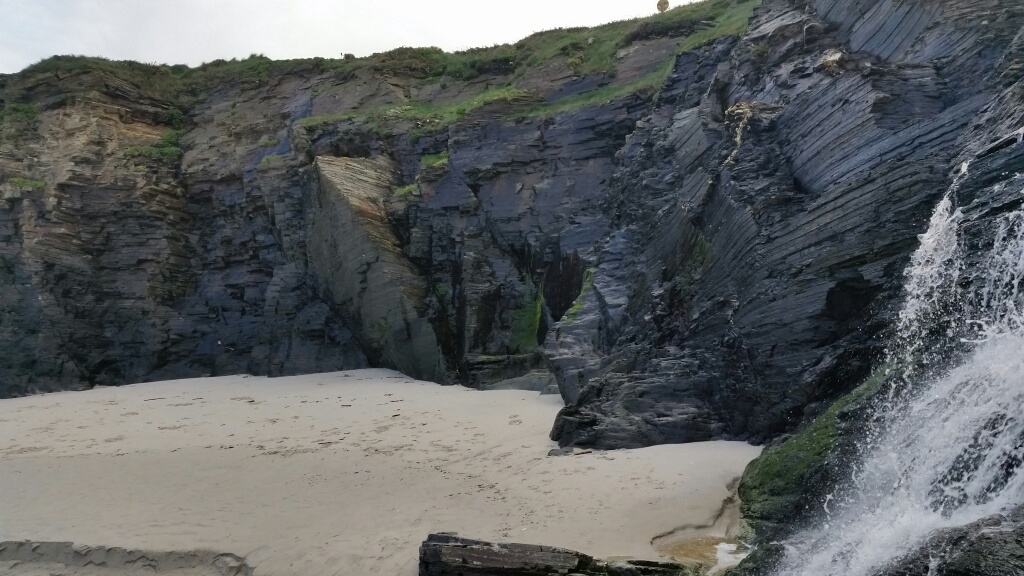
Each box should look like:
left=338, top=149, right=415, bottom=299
left=419, top=533, right=699, bottom=576
left=878, top=506, right=1024, bottom=576
left=0, top=540, right=254, bottom=576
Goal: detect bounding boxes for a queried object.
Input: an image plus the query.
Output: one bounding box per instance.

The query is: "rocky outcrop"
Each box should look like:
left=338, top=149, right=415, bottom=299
left=548, top=0, right=1024, bottom=448
left=0, top=71, right=368, bottom=396
left=732, top=105, right=1024, bottom=573
left=879, top=507, right=1024, bottom=576
left=419, top=534, right=699, bottom=576
left=1, top=0, right=1023, bottom=465
left=311, top=155, right=447, bottom=382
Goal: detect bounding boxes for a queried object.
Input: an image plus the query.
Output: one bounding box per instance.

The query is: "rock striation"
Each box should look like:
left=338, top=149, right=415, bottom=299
left=1, top=0, right=1022, bottom=459
left=311, top=155, right=447, bottom=382
left=548, top=0, right=1024, bottom=447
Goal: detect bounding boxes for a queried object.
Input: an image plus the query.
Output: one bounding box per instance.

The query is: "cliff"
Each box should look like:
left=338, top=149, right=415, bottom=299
left=2, top=0, right=1022, bottom=458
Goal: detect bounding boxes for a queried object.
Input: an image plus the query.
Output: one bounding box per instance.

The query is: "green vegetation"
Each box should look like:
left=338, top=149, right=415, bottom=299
left=12, top=0, right=761, bottom=139
left=357, top=45, right=518, bottom=80
left=564, top=268, right=596, bottom=323
left=124, top=129, right=183, bottom=165
left=0, top=103, right=39, bottom=126
left=394, top=183, right=419, bottom=197
left=432, top=282, right=450, bottom=299
left=526, top=61, right=672, bottom=118
left=166, top=107, right=184, bottom=129
left=511, top=286, right=545, bottom=352
left=298, top=86, right=534, bottom=137
left=524, top=0, right=761, bottom=117
left=739, top=367, right=889, bottom=530
left=677, top=0, right=761, bottom=52
left=258, top=136, right=280, bottom=148
left=673, top=231, right=714, bottom=299
left=7, top=177, right=45, bottom=190
left=258, top=154, right=287, bottom=168
left=19, top=54, right=311, bottom=105
left=420, top=151, right=450, bottom=169
left=335, top=0, right=758, bottom=82
left=511, top=0, right=759, bottom=78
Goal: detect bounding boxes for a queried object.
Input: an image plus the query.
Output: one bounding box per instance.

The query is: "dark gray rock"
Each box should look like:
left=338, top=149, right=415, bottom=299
left=310, top=155, right=447, bottom=382
left=878, top=507, right=1024, bottom=576
left=1, top=0, right=1023, bottom=476
left=549, top=0, right=1024, bottom=448
left=419, top=534, right=698, bottom=576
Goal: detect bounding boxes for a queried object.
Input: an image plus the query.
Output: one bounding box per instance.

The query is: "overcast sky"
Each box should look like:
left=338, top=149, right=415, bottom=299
left=0, top=0, right=691, bottom=74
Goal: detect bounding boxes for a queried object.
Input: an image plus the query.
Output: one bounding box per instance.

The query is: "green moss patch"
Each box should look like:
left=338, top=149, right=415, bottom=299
left=420, top=151, right=450, bottom=169
left=739, top=368, right=889, bottom=532
left=394, top=183, right=419, bottom=197
left=511, top=286, right=545, bottom=353
left=564, top=268, right=596, bottom=323
left=0, top=103, right=39, bottom=126
left=7, top=177, right=45, bottom=190
left=125, top=129, right=183, bottom=165
left=298, top=86, right=535, bottom=138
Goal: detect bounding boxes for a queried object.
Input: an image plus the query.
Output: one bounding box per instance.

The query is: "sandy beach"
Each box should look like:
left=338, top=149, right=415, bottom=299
left=0, top=369, right=760, bottom=575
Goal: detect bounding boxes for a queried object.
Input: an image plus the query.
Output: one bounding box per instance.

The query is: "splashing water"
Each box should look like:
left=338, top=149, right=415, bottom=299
left=773, top=189, right=1024, bottom=576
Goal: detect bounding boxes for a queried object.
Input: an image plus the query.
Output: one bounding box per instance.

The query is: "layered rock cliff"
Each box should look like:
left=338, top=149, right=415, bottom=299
left=2, top=0, right=1022, bottom=462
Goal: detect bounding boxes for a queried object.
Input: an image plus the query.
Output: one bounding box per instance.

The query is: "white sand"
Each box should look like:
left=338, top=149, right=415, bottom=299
left=0, top=369, right=760, bottom=575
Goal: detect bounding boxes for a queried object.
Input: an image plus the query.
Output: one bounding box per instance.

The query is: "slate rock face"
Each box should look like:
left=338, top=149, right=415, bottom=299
left=0, top=69, right=369, bottom=396
left=310, top=155, right=447, bottom=382
left=731, top=88, right=1024, bottom=574
left=548, top=0, right=1024, bottom=448
left=1, top=0, right=1023, bottom=463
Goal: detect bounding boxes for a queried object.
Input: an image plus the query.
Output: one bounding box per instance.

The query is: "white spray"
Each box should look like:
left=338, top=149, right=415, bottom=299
left=773, top=180, right=1024, bottom=576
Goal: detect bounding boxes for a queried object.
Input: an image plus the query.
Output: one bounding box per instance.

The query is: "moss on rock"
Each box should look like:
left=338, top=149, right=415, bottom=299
left=738, top=367, right=889, bottom=539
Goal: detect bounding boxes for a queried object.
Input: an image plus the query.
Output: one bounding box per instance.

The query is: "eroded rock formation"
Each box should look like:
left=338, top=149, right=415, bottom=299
left=1, top=0, right=1022, bottom=458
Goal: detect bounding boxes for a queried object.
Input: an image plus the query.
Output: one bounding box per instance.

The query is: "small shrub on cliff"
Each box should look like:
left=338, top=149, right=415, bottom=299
left=420, top=151, right=449, bottom=169
left=564, top=268, right=596, bottom=323
left=125, top=129, right=183, bottom=166
left=259, top=154, right=287, bottom=168
left=7, top=177, right=45, bottom=190
left=0, top=103, right=39, bottom=126
left=166, top=107, right=185, bottom=129
left=394, top=183, right=419, bottom=198
left=751, top=42, right=771, bottom=66
left=0, top=103, right=40, bottom=141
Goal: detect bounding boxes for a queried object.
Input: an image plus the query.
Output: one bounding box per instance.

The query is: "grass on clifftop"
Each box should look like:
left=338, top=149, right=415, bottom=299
left=511, top=0, right=759, bottom=78
left=296, top=86, right=535, bottom=134
left=349, top=0, right=760, bottom=80
left=16, top=0, right=759, bottom=106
